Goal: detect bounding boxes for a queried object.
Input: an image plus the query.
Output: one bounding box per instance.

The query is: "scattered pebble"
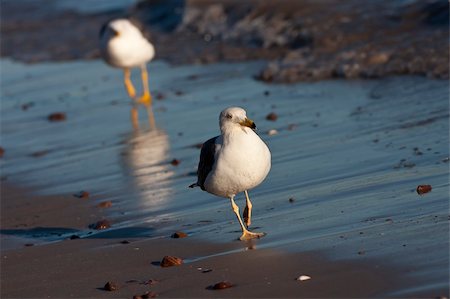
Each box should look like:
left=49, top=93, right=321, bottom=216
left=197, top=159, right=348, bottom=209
left=69, top=235, right=80, bottom=240
left=170, top=159, right=181, bottom=166
left=24, top=243, right=34, bottom=247
left=267, top=129, right=278, bottom=136
left=171, top=231, right=188, bottom=238
left=21, top=102, right=34, bottom=110
left=264, top=90, right=270, bottom=96
left=287, top=124, right=298, bottom=130
left=288, top=197, right=295, bottom=203
left=416, top=185, right=432, bottom=195
left=103, top=281, right=119, bottom=291
left=155, top=92, right=166, bottom=100
left=358, top=250, right=365, bottom=255
left=30, top=150, right=50, bottom=158
left=266, top=112, right=278, bottom=121
left=73, top=191, right=89, bottom=199
left=442, top=157, right=449, bottom=163
left=187, top=74, right=199, bottom=80
left=174, top=90, right=184, bottom=96
left=120, top=240, right=130, bottom=244
left=89, top=219, right=111, bottom=230
left=210, top=281, right=233, bottom=290
left=296, top=275, right=311, bottom=281
left=160, top=255, right=183, bottom=267
left=97, top=201, right=112, bottom=208
left=0, top=147, right=4, bottom=158
left=142, top=291, right=158, bottom=298
left=47, top=112, right=66, bottom=122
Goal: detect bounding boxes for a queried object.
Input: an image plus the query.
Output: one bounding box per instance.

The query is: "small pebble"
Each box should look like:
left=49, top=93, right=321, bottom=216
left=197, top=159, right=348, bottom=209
left=0, top=147, right=4, bottom=158
left=416, top=185, right=432, bottom=195
left=288, top=197, right=295, bottom=203
left=142, top=291, right=158, bottom=298
left=170, top=159, right=181, bottom=166
left=73, top=191, right=89, bottom=199
left=97, top=201, right=112, bottom=208
left=103, top=281, right=119, bottom=291
left=266, top=112, right=278, bottom=121
left=47, top=112, right=66, bottom=122
left=211, top=281, right=233, bottom=290
left=69, top=235, right=80, bottom=240
left=160, top=255, right=183, bottom=267
left=171, top=231, right=188, bottom=238
left=287, top=124, right=298, bottom=130
left=89, top=219, right=111, bottom=230
left=267, top=129, right=278, bottom=136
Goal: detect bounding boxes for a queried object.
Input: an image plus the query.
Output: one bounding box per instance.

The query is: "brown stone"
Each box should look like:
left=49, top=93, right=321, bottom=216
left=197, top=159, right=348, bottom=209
left=211, top=281, right=233, bottom=290
left=97, top=201, right=112, bottom=208
left=416, top=185, right=432, bottom=195
left=47, top=112, right=66, bottom=122
left=266, top=112, right=278, bottom=121
left=160, top=255, right=183, bottom=267
left=103, top=281, right=119, bottom=291
left=171, top=231, right=188, bottom=238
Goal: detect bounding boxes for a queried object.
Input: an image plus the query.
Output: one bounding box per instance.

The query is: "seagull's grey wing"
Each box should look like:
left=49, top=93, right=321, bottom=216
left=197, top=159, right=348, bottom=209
left=196, top=136, right=220, bottom=191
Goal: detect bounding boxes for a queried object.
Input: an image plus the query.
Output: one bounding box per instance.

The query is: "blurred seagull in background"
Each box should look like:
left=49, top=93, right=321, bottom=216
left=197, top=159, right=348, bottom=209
left=190, top=107, right=271, bottom=240
left=100, top=18, right=155, bottom=129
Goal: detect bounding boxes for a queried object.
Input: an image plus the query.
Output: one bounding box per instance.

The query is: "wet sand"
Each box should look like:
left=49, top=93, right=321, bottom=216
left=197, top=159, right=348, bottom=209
left=1, top=1, right=449, bottom=297
left=1, top=58, right=449, bottom=297
left=0, top=183, right=411, bottom=298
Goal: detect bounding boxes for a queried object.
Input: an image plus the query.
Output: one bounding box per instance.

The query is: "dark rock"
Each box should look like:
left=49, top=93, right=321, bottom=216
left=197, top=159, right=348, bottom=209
left=89, top=219, right=111, bottom=230
left=171, top=231, right=188, bottom=238
left=103, top=281, right=119, bottom=291
left=73, top=191, right=89, bottom=199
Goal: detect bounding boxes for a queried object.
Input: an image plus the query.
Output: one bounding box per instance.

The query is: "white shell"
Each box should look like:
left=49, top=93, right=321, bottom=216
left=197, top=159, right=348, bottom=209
left=297, top=275, right=311, bottom=281
left=267, top=129, right=278, bottom=136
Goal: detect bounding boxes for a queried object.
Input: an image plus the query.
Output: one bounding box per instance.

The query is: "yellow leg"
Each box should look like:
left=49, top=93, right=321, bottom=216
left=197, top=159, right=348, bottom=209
left=131, top=107, right=139, bottom=130
left=124, top=68, right=136, bottom=99
left=145, top=104, right=156, bottom=129
left=137, top=64, right=152, bottom=106
left=243, top=190, right=252, bottom=228
left=230, top=196, right=265, bottom=241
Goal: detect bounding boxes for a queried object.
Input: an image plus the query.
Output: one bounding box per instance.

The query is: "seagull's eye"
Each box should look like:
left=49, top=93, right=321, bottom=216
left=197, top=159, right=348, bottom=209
left=226, top=113, right=232, bottom=119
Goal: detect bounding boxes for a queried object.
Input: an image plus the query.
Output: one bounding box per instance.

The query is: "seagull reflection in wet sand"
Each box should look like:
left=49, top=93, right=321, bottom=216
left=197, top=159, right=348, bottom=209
left=190, top=107, right=271, bottom=240
left=99, top=18, right=156, bottom=129
left=121, top=128, right=173, bottom=211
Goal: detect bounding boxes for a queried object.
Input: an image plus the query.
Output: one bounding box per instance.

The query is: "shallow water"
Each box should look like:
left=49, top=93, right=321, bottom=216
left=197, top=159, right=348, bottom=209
left=1, top=59, right=448, bottom=295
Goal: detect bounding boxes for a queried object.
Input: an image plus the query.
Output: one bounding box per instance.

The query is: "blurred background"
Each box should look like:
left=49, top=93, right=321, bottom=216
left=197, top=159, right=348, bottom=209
left=1, top=0, right=448, bottom=81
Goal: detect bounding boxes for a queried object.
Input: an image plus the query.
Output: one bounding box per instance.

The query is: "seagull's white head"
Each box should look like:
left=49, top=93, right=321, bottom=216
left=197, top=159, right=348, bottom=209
left=219, top=107, right=256, bottom=134
left=100, top=19, right=142, bottom=42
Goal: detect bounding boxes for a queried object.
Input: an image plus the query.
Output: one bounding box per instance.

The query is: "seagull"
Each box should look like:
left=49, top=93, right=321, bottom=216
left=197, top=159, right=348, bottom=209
left=99, top=18, right=155, bottom=128
left=190, top=107, right=271, bottom=240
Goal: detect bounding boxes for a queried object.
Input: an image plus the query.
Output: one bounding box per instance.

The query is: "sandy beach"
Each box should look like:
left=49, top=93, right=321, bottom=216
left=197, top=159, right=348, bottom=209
left=1, top=1, right=449, bottom=298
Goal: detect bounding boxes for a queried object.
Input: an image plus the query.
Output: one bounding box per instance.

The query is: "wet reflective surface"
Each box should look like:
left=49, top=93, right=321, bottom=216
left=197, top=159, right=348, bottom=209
left=1, top=58, right=448, bottom=294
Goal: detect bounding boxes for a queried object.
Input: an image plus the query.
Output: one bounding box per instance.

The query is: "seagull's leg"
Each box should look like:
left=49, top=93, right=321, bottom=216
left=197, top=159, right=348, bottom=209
left=123, top=68, right=139, bottom=129
left=230, top=196, right=265, bottom=241
left=138, top=64, right=155, bottom=128
left=243, top=190, right=252, bottom=228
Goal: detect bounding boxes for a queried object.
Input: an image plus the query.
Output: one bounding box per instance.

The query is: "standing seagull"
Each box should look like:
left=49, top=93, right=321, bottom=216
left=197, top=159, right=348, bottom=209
left=99, top=18, right=155, bottom=128
left=190, top=107, right=271, bottom=240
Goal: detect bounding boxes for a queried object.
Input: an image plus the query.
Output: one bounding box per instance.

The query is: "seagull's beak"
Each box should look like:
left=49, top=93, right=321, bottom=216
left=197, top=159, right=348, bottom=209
left=112, top=28, right=120, bottom=37
left=239, top=118, right=256, bottom=130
